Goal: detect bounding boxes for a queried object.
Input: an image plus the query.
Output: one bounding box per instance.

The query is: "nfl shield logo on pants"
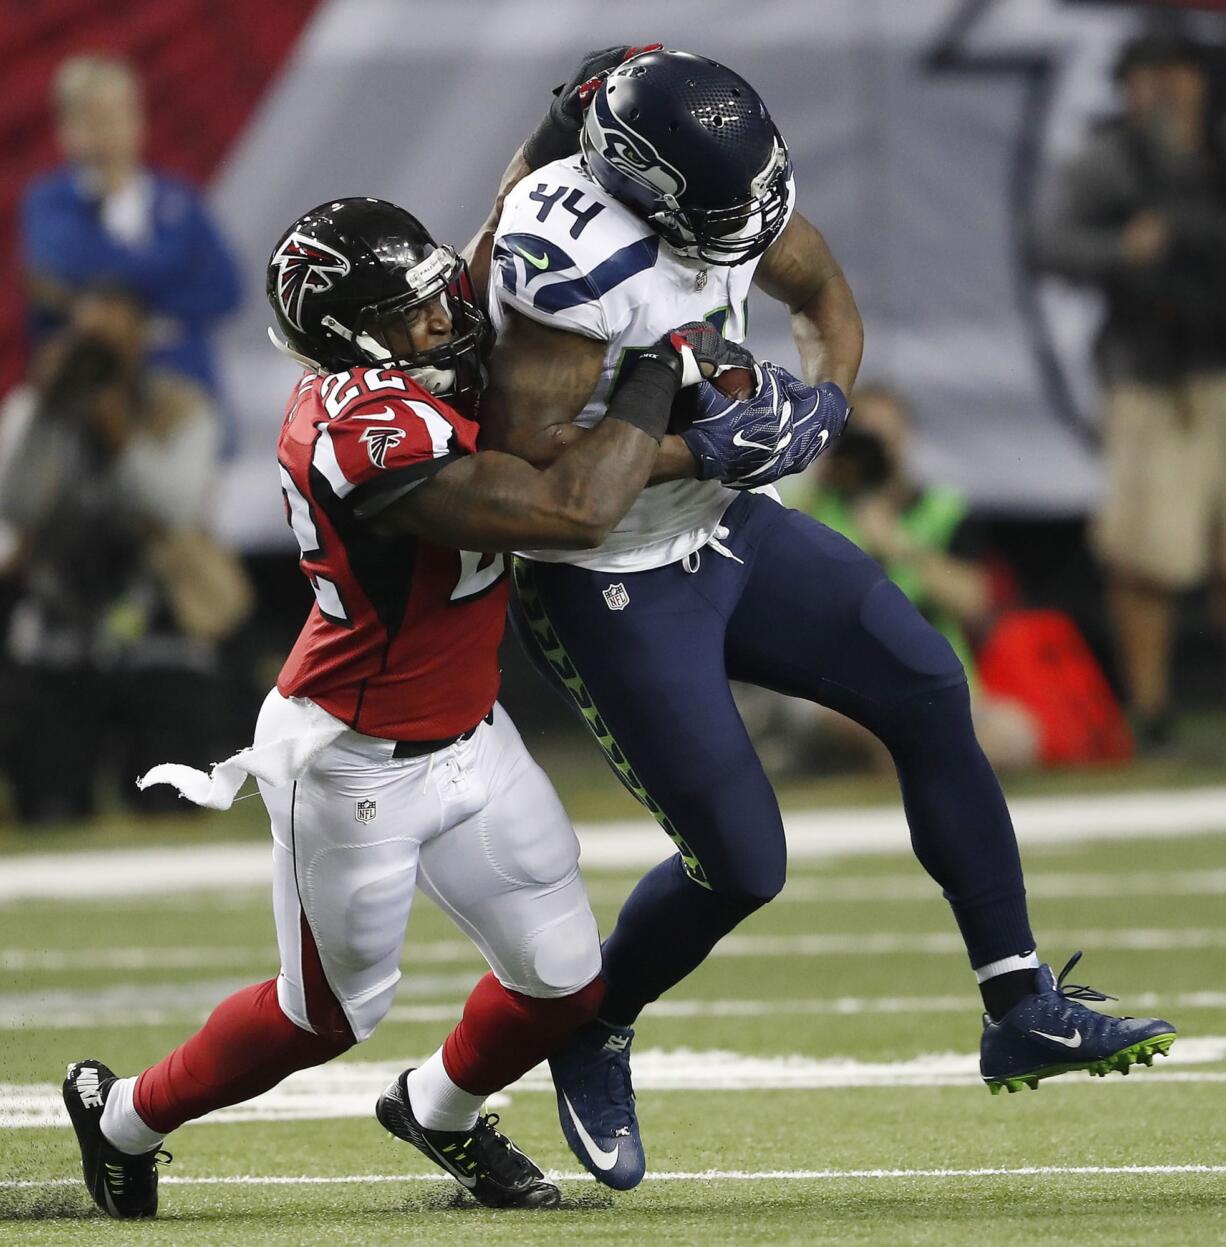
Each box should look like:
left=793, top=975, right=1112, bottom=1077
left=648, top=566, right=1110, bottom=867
left=355, top=799, right=377, bottom=824
left=602, top=582, right=630, bottom=611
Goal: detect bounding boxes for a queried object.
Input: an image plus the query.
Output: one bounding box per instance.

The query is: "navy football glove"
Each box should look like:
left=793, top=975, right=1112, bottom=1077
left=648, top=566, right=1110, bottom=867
left=523, top=44, right=663, bottom=169
left=681, top=363, right=850, bottom=487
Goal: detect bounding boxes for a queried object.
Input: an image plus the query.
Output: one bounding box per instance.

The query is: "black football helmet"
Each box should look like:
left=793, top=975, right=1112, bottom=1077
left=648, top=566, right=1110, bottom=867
left=579, top=49, right=792, bottom=266
left=266, top=197, right=492, bottom=399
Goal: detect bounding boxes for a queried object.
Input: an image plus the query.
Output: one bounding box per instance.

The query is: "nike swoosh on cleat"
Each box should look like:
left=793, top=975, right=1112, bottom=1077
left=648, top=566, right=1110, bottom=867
left=561, top=1093, right=619, bottom=1172
left=426, top=1139, right=478, bottom=1189
left=511, top=244, right=550, bottom=271
left=101, top=1180, right=123, bottom=1218
left=1030, top=1028, right=1083, bottom=1048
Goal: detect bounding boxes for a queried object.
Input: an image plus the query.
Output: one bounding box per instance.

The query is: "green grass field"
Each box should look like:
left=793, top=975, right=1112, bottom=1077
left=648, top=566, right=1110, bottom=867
left=2, top=799, right=1225, bottom=1245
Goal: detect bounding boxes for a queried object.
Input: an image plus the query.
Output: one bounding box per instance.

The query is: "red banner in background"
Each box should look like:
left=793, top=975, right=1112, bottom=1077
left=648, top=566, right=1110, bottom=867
left=0, top=0, right=322, bottom=392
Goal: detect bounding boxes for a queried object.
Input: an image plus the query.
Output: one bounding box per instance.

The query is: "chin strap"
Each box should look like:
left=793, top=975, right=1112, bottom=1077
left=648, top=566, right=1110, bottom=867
left=408, top=365, right=456, bottom=395
left=266, top=326, right=325, bottom=373
left=267, top=325, right=456, bottom=396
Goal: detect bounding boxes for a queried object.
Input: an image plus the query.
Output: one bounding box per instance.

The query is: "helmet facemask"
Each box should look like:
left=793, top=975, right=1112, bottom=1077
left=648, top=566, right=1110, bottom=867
left=649, top=139, right=793, bottom=266
left=326, top=246, right=493, bottom=401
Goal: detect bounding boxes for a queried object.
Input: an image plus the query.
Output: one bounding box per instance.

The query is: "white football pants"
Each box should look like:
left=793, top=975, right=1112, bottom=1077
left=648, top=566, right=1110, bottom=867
left=254, top=690, right=602, bottom=1042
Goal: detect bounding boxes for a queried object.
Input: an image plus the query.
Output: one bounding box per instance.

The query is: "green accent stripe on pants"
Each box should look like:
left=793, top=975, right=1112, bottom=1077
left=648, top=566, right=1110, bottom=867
left=512, top=557, right=710, bottom=888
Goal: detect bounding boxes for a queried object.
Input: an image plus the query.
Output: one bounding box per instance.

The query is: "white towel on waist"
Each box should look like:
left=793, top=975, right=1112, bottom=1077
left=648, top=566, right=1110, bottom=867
left=137, top=694, right=347, bottom=810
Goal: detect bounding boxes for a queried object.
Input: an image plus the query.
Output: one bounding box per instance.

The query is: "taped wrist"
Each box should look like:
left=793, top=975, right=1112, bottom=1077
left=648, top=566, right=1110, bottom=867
left=604, top=351, right=680, bottom=442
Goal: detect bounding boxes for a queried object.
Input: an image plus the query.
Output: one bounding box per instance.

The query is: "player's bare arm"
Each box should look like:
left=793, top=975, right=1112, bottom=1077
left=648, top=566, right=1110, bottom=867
left=754, top=210, right=863, bottom=394
left=480, top=308, right=700, bottom=482
left=372, top=436, right=652, bottom=553
left=461, top=147, right=532, bottom=300
left=379, top=320, right=753, bottom=550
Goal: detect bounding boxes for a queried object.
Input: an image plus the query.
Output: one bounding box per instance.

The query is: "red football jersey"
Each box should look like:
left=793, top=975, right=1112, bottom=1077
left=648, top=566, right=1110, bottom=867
left=275, top=366, right=508, bottom=740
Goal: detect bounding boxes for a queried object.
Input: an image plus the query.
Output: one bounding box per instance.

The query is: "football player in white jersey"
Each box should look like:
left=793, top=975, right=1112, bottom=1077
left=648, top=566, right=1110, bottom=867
left=483, top=48, right=1176, bottom=1189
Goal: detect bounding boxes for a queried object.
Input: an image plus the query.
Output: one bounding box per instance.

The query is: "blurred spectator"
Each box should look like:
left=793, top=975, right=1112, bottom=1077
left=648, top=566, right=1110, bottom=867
left=803, top=387, right=1039, bottom=772
left=0, top=290, right=251, bottom=824
left=19, top=55, right=241, bottom=413
left=1034, top=30, right=1226, bottom=753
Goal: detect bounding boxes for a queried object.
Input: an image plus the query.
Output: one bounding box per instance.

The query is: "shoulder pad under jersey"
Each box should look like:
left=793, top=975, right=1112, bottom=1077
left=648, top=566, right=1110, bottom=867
left=493, top=157, right=659, bottom=340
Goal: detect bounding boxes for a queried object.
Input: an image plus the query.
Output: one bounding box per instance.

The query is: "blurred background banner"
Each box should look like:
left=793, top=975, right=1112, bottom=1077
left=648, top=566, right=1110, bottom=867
left=4, top=0, right=1223, bottom=545
left=120, top=0, right=1226, bottom=543
left=3, top=0, right=1225, bottom=798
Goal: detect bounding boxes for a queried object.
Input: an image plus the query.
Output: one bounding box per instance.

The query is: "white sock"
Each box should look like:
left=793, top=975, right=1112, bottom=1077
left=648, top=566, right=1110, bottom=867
left=406, top=1049, right=485, bottom=1132
left=973, top=950, right=1041, bottom=983
left=99, top=1076, right=166, bottom=1155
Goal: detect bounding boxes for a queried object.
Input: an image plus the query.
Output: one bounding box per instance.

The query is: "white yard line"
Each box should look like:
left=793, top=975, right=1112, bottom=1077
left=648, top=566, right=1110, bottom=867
left=2, top=926, right=1214, bottom=986
left=4, top=785, right=1226, bottom=902
left=0, top=942, right=480, bottom=972
left=4, top=1164, right=1226, bottom=1190
left=6, top=988, right=1225, bottom=1032
left=0, top=972, right=479, bottom=1031
left=26, top=866, right=1226, bottom=911
left=714, top=928, right=1226, bottom=956
left=6, top=924, right=1226, bottom=978
left=590, top=868, right=1226, bottom=905
left=4, top=1041, right=1222, bottom=1129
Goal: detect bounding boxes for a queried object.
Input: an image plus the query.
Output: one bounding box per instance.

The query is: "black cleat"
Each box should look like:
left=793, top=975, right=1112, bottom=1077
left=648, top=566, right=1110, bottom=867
left=376, top=1070, right=560, bottom=1208
left=62, top=1059, right=169, bottom=1219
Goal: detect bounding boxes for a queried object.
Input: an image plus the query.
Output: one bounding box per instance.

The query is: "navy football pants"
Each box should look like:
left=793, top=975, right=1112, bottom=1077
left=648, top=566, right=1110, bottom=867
left=511, top=493, right=1034, bottom=1023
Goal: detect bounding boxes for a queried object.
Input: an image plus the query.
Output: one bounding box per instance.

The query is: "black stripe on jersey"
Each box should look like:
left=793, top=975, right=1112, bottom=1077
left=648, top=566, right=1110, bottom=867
left=308, top=464, right=418, bottom=645
left=349, top=452, right=464, bottom=521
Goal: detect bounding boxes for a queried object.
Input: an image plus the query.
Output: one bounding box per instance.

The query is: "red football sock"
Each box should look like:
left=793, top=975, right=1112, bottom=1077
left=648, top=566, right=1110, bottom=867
left=442, top=971, right=605, bottom=1095
left=133, top=979, right=354, bottom=1135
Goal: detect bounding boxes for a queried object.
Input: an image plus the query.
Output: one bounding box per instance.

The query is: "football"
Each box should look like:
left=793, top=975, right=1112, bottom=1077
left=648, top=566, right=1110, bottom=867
left=710, top=365, right=757, bottom=401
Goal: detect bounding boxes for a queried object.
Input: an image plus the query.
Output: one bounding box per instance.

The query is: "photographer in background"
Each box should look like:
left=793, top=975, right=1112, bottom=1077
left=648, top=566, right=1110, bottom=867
left=802, top=387, right=1039, bottom=773
left=0, top=290, right=249, bottom=824
left=1034, top=30, right=1226, bottom=753
left=20, top=55, right=240, bottom=424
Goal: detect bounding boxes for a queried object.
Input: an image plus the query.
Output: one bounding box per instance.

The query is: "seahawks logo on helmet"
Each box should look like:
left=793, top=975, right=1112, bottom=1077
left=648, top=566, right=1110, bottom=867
left=583, top=91, right=686, bottom=199
left=272, top=232, right=351, bottom=332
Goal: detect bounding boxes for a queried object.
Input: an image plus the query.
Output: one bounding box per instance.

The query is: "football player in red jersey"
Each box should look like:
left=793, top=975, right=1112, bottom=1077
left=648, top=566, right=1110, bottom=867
left=60, top=177, right=758, bottom=1211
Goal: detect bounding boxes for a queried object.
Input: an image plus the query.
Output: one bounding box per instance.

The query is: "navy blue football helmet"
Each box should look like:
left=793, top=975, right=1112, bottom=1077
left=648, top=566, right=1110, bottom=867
left=579, top=49, right=792, bottom=266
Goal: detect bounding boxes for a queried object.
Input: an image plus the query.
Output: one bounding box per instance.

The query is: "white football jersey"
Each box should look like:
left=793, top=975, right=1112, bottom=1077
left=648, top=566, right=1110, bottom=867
left=490, top=155, right=782, bottom=572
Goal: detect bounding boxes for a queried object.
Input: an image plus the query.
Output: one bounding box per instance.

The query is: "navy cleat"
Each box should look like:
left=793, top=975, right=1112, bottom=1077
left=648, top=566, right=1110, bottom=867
left=549, top=1019, right=644, bottom=1190
left=981, top=952, right=1176, bottom=1095
left=62, top=1059, right=170, bottom=1219
left=375, top=1070, right=560, bottom=1208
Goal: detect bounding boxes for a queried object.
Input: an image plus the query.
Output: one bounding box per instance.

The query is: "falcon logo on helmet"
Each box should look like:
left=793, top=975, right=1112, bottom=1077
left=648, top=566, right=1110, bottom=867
left=272, top=233, right=351, bottom=332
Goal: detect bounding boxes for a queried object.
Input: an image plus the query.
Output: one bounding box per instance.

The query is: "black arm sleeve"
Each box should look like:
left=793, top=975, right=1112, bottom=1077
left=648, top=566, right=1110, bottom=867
left=602, top=351, right=679, bottom=442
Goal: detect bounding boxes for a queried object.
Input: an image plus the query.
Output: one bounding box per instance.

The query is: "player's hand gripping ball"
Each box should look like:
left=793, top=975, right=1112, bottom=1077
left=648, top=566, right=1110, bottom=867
left=680, top=362, right=851, bottom=487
